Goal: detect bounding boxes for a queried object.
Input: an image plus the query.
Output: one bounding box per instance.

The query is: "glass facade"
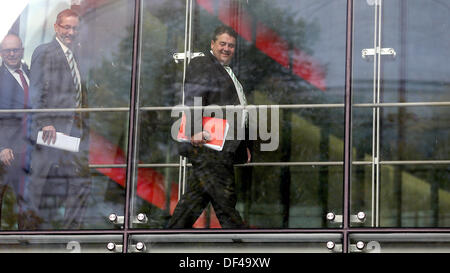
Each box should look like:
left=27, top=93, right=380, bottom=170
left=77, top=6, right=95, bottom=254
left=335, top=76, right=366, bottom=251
left=0, top=0, right=448, bottom=253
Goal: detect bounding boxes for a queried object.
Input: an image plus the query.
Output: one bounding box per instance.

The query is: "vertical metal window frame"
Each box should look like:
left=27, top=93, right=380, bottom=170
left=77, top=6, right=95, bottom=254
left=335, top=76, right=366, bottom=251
left=121, top=0, right=143, bottom=253
left=342, top=0, right=353, bottom=253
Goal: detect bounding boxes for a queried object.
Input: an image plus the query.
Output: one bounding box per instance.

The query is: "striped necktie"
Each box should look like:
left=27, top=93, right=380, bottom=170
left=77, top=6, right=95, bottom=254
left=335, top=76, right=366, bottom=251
left=224, top=65, right=248, bottom=127
left=66, top=49, right=82, bottom=107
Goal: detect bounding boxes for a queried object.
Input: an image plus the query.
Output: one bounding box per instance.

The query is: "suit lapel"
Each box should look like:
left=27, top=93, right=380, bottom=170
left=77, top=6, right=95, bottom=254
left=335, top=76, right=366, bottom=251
left=206, top=51, right=240, bottom=105
left=0, top=65, right=26, bottom=108
left=52, top=39, right=72, bottom=76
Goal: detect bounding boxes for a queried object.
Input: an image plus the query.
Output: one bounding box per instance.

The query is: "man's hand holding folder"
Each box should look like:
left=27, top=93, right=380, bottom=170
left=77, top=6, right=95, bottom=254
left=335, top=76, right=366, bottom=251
left=177, top=114, right=229, bottom=151
left=41, top=125, right=57, bottom=144
left=36, top=125, right=80, bottom=153
left=190, top=130, right=211, bottom=147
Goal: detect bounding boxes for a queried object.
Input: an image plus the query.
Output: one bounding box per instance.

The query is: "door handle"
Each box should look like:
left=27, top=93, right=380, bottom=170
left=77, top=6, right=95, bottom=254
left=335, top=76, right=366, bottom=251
left=173, top=51, right=205, bottom=63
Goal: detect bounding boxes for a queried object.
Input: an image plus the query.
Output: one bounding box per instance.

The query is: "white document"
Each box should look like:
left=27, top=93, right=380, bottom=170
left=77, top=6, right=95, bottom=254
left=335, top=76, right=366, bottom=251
left=36, top=131, right=80, bottom=152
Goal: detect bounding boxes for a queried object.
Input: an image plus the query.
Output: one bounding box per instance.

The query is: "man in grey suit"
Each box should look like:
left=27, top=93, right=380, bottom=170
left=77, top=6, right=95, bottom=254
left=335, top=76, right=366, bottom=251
left=0, top=33, right=41, bottom=229
left=29, top=9, right=91, bottom=229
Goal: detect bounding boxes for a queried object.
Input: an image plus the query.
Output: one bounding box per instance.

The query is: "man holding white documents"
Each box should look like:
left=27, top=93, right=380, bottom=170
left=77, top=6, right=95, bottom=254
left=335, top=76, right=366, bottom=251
left=28, top=9, right=91, bottom=229
left=168, top=26, right=251, bottom=229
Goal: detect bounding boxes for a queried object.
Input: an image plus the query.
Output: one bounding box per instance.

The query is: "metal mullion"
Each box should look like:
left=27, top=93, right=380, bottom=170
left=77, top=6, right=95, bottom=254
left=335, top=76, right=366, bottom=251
left=342, top=0, right=354, bottom=253
left=370, top=2, right=378, bottom=229
left=370, top=0, right=383, bottom=229
left=374, top=0, right=384, bottom=228
left=178, top=0, right=193, bottom=200
left=121, top=0, right=142, bottom=253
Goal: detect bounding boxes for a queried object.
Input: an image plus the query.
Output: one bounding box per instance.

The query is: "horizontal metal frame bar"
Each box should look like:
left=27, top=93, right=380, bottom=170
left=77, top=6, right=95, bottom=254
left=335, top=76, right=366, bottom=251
left=130, top=233, right=342, bottom=242
left=353, top=102, right=450, bottom=107
left=349, top=233, right=450, bottom=242
left=379, top=160, right=450, bottom=165
left=2, top=228, right=450, bottom=236
left=0, top=107, right=129, bottom=113
left=139, top=101, right=450, bottom=111
left=1, top=101, right=448, bottom=114
left=88, top=160, right=449, bottom=169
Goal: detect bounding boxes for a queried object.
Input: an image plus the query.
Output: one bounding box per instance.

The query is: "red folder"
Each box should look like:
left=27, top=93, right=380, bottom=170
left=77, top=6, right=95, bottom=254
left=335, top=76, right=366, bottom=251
left=177, top=114, right=229, bottom=151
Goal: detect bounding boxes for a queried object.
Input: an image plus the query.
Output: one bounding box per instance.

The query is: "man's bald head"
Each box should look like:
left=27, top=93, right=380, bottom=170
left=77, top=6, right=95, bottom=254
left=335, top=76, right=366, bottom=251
left=0, top=34, right=24, bottom=69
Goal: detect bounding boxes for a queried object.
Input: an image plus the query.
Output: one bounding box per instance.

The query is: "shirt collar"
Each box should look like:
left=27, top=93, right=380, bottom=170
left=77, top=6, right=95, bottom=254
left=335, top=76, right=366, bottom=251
left=5, top=63, right=24, bottom=74
left=56, top=36, right=71, bottom=55
left=210, top=50, right=229, bottom=67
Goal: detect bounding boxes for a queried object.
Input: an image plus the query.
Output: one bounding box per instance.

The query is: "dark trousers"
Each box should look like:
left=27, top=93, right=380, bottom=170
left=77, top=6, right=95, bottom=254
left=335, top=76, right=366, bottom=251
left=0, top=152, right=41, bottom=230
left=29, top=147, right=91, bottom=230
left=168, top=149, right=245, bottom=229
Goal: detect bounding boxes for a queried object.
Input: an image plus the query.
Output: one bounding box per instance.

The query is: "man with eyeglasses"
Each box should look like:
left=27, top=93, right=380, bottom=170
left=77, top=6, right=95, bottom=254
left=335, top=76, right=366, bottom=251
left=0, top=33, right=42, bottom=229
left=28, top=9, right=91, bottom=229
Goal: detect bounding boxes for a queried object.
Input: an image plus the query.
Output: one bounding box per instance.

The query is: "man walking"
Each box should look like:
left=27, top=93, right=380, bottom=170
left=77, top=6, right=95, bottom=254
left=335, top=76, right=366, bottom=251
left=29, top=9, right=91, bottom=229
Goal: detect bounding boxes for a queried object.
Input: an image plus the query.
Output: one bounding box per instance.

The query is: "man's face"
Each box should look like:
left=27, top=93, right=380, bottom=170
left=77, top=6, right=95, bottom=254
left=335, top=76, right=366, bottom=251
left=211, top=33, right=236, bottom=65
left=0, top=35, right=24, bottom=69
left=54, top=15, right=80, bottom=47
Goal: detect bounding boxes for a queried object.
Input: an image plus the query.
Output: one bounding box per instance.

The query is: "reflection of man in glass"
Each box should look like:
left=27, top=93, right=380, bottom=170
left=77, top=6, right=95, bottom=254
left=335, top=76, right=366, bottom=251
left=0, top=34, right=41, bottom=229
left=28, top=9, right=91, bottom=229
left=168, top=26, right=251, bottom=229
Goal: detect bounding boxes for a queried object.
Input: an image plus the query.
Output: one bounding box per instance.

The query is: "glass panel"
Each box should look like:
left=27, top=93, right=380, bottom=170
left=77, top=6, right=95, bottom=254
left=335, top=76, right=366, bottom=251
left=349, top=234, right=450, bottom=253
left=131, top=0, right=187, bottom=227
left=131, top=167, right=178, bottom=229
left=351, top=163, right=373, bottom=228
left=380, top=106, right=450, bottom=161
left=193, top=0, right=346, bottom=104
left=353, top=0, right=450, bottom=104
left=352, top=106, right=450, bottom=162
left=352, top=0, right=450, bottom=228
left=129, top=234, right=342, bottom=253
left=146, top=0, right=347, bottom=230
left=251, top=108, right=344, bottom=163
left=379, top=164, right=450, bottom=227
left=131, top=165, right=342, bottom=229
left=351, top=108, right=373, bottom=163
left=237, top=166, right=343, bottom=228
left=352, top=0, right=377, bottom=105
left=352, top=164, right=450, bottom=228
left=0, top=235, right=122, bottom=253
left=137, top=110, right=181, bottom=165
left=0, top=0, right=134, bottom=230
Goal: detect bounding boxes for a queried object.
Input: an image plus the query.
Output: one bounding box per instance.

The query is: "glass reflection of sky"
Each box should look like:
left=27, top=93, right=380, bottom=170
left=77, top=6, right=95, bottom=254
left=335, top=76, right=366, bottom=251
left=0, top=0, right=29, bottom=42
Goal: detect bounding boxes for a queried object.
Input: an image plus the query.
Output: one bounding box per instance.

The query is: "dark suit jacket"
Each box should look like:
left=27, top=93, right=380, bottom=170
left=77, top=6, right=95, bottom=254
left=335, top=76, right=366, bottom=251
left=30, top=38, right=88, bottom=138
left=29, top=38, right=89, bottom=173
left=0, top=64, right=31, bottom=154
left=179, top=51, right=248, bottom=164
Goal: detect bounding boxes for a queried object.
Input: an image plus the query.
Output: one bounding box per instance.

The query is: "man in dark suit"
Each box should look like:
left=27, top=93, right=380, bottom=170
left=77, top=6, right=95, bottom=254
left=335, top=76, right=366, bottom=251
left=28, top=9, right=91, bottom=229
left=0, top=33, right=41, bottom=229
left=168, top=26, right=251, bottom=229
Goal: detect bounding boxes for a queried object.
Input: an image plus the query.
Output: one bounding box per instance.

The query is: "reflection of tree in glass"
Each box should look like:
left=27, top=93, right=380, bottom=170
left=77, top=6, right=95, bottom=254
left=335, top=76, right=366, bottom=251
left=84, top=0, right=346, bottom=228
left=192, top=1, right=343, bottom=228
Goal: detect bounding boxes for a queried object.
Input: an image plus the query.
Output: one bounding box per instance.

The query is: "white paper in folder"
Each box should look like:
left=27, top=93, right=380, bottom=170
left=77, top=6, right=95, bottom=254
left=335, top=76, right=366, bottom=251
left=36, top=131, right=80, bottom=152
